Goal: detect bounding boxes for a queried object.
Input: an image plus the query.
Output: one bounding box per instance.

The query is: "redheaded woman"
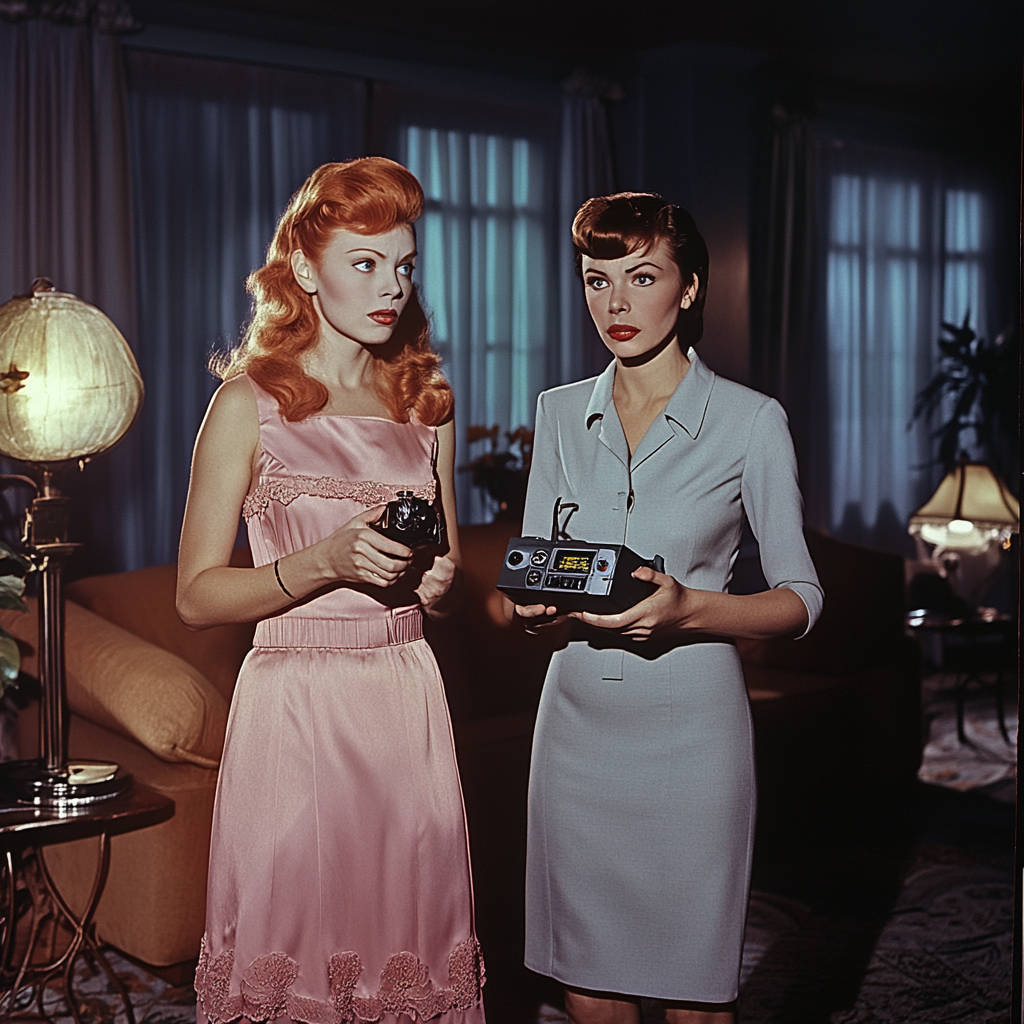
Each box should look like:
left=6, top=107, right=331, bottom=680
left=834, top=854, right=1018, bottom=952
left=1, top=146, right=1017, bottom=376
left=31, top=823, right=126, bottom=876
left=177, top=158, right=485, bottom=1024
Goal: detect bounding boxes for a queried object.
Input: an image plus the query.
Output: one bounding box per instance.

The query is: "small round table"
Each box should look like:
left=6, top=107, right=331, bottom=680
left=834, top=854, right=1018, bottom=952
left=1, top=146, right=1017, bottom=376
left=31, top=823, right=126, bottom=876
left=0, top=782, right=175, bottom=1024
left=906, top=609, right=1015, bottom=745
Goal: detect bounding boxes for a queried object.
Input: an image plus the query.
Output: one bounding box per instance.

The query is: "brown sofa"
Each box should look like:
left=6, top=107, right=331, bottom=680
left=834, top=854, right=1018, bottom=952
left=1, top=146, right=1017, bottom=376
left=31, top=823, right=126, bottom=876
left=5, top=525, right=920, bottom=987
left=6, top=554, right=255, bottom=967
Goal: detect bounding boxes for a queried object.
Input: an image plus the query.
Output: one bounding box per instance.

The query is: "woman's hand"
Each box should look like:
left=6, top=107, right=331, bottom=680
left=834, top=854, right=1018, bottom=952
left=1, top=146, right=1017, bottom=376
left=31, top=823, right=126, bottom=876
left=571, top=566, right=810, bottom=641
left=415, top=555, right=457, bottom=613
left=320, top=506, right=413, bottom=587
left=503, top=595, right=570, bottom=634
left=571, top=566, right=690, bottom=640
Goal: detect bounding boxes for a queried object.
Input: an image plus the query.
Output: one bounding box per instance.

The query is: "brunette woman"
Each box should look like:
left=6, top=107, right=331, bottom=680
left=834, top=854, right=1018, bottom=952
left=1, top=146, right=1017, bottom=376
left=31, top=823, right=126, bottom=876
left=512, top=194, right=822, bottom=1024
left=177, top=158, right=485, bottom=1024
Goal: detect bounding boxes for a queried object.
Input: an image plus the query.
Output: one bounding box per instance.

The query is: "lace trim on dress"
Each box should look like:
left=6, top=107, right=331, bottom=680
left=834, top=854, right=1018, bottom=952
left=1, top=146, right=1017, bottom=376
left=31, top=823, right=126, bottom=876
left=195, top=936, right=484, bottom=1024
left=242, top=477, right=436, bottom=521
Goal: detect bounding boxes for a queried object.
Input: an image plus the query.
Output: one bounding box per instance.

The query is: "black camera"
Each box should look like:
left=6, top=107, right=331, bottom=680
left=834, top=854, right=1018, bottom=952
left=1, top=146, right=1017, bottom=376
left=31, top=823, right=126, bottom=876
left=370, top=491, right=441, bottom=547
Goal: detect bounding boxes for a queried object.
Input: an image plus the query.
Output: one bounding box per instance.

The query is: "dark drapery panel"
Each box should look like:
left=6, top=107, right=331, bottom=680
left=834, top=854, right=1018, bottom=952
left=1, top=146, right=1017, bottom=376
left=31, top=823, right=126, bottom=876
left=0, top=10, right=140, bottom=576
left=125, top=50, right=367, bottom=567
left=751, top=105, right=828, bottom=532
left=558, top=71, right=617, bottom=385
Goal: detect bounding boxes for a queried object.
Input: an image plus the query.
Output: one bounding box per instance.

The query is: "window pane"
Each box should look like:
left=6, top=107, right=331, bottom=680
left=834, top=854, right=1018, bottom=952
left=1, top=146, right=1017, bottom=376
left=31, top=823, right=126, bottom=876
left=942, top=189, right=985, bottom=340
left=826, top=172, right=930, bottom=549
left=405, top=124, right=551, bottom=522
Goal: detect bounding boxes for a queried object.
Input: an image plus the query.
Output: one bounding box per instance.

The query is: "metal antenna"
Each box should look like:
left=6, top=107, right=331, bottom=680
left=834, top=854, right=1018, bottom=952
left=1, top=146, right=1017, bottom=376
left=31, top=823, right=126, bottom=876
left=550, top=497, right=579, bottom=542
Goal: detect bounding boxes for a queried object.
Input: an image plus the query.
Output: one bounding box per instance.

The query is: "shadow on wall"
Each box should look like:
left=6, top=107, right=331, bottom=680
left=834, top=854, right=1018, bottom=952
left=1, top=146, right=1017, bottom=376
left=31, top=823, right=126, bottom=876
left=835, top=500, right=916, bottom=558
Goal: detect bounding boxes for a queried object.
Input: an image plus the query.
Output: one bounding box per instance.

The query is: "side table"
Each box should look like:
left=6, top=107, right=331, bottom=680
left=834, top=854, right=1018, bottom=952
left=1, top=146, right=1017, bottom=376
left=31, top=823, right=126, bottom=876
left=907, top=609, right=1015, bottom=744
left=0, top=783, right=175, bottom=1024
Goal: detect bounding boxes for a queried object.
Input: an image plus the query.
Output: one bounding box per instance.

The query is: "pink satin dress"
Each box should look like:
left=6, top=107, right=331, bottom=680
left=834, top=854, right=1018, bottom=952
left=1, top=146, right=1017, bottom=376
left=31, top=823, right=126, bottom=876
left=195, top=379, right=485, bottom=1024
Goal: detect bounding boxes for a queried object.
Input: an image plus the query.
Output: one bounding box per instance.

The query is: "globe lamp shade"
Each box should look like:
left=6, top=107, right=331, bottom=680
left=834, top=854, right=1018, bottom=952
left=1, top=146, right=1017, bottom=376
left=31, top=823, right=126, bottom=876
left=0, top=282, right=143, bottom=462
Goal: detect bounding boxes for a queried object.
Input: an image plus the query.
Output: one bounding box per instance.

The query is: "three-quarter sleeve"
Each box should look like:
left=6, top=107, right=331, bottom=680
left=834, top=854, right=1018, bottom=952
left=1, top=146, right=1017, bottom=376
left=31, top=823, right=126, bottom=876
left=522, top=391, right=565, bottom=542
left=740, top=397, right=823, bottom=637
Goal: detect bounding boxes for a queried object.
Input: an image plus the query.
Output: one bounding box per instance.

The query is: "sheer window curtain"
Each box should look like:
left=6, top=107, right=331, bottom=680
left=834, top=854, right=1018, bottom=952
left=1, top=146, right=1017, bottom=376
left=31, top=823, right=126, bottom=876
left=818, top=141, right=994, bottom=553
left=125, top=49, right=367, bottom=566
left=404, top=126, right=552, bottom=522
left=394, top=80, right=613, bottom=523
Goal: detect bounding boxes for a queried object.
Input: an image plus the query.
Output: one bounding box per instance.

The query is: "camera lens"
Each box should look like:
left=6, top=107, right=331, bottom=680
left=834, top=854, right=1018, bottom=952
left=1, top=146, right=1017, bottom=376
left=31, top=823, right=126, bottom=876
left=507, top=550, right=524, bottom=567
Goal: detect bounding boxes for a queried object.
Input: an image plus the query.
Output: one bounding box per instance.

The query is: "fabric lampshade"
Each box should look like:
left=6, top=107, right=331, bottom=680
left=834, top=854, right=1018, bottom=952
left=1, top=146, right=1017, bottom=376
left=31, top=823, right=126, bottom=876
left=0, top=282, right=143, bottom=462
left=908, top=462, right=1019, bottom=553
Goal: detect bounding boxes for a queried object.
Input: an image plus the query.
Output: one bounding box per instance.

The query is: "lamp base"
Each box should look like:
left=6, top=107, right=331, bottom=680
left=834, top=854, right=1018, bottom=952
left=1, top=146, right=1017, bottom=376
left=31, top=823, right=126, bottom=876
left=0, top=759, right=132, bottom=809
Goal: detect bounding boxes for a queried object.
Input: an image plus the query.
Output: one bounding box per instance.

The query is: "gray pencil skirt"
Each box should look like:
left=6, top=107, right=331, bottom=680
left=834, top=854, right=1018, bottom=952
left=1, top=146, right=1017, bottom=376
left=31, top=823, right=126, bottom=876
left=524, top=635, right=755, bottom=1003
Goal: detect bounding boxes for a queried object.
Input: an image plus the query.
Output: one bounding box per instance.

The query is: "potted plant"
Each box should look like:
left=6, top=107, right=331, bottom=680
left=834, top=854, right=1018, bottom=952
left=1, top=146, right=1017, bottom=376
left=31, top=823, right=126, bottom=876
left=912, top=314, right=1018, bottom=480
left=0, top=542, right=32, bottom=761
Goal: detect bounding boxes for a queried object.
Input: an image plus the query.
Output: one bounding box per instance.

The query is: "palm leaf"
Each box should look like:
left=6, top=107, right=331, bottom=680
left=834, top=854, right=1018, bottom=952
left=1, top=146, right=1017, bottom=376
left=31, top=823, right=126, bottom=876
left=0, top=631, right=20, bottom=692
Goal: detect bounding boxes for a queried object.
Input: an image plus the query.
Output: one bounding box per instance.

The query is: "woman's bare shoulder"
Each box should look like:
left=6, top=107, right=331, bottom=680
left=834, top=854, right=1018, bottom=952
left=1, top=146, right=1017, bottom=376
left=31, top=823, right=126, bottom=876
left=197, top=375, right=259, bottom=453
left=206, top=374, right=257, bottom=424
left=214, top=373, right=256, bottom=408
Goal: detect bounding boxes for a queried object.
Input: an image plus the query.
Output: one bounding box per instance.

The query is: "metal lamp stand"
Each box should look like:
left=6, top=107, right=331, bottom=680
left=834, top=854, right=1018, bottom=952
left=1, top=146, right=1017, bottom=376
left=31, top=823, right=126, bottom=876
left=0, top=469, right=130, bottom=809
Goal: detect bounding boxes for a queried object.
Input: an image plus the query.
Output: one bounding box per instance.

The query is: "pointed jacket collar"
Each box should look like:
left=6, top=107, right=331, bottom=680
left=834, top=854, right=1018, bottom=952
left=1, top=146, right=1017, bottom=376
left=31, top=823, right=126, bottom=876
left=584, top=346, right=715, bottom=440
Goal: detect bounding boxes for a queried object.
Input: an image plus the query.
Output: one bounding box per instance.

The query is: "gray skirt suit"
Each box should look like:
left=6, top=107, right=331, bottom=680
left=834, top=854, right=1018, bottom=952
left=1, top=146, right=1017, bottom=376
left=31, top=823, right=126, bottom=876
left=522, top=349, right=823, bottom=1003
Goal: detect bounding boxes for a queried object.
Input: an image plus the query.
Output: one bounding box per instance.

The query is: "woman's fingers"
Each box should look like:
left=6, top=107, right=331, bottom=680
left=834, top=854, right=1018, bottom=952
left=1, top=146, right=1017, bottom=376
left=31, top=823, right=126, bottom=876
left=572, top=603, right=646, bottom=630
left=514, top=603, right=567, bottom=633
left=571, top=570, right=685, bottom=637
left=353, top=506, right=415, bottom=560
left=359, top=541, right=412, bottom=574
left=415, top=556, right=458, bottom=608
left=515, top=603, right=560, bottom=619
left=323, top=505, right=414, bottom=586
left=631, top=565, right=663, bottom=582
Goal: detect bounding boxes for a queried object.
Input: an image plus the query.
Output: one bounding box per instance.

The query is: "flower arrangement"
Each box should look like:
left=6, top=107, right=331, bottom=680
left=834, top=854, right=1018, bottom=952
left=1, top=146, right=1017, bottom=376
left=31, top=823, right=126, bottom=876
left=460, top=426, right=534, bottom=522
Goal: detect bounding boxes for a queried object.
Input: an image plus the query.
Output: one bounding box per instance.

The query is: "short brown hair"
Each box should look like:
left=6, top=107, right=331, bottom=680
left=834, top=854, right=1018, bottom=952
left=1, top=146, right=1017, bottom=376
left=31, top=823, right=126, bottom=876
left=572, top=192, right=709, bottom=347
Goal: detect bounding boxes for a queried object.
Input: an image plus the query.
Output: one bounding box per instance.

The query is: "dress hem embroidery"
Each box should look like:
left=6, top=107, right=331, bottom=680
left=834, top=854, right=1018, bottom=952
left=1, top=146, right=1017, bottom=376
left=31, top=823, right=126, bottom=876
left=195, top=936, right=484, bottom=1024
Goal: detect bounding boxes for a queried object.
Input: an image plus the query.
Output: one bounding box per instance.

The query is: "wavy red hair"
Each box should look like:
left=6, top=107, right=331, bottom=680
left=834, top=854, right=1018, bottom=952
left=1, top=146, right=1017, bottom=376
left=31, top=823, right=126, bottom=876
left=217, top=157, right=453, bottom=425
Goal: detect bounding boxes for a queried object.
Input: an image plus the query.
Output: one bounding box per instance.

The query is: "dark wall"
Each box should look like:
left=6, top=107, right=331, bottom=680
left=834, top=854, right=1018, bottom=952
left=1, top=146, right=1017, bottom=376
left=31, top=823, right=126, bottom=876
left=131, top=2, right=1021, bottom=404
left=608, top=37, right=1020, bottom=393
left=609, top=44, right=761, bottom=386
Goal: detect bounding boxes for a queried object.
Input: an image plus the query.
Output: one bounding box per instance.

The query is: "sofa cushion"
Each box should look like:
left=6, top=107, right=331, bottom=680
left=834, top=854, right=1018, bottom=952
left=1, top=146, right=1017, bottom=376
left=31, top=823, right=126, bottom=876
left=66, top=550, right=255, bottom=703
left=0, top=598, right=228, bottom=768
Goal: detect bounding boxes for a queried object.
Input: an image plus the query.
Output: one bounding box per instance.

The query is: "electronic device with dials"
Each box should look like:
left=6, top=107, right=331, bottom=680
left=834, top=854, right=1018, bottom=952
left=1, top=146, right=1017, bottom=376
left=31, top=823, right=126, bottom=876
left=496, top=498, right=665, bottom=614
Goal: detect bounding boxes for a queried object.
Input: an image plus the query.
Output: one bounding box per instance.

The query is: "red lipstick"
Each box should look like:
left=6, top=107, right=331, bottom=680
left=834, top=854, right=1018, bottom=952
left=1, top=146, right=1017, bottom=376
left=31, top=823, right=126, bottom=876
left=607, top=324, right=640, bottom=341
left=369, top=309, right=397, bottom=325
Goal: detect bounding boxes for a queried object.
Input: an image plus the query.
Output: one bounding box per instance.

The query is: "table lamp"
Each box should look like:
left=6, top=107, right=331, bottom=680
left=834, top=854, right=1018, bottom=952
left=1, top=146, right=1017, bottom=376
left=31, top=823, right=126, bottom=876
left=0, top=279, right=144, bottom=807
left=908, top=460, right=1019, bottom=604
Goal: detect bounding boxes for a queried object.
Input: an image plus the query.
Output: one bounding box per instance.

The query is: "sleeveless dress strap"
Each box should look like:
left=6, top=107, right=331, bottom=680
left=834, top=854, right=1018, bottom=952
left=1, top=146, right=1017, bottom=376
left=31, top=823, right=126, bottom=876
left=247, top=376, right=280, bottom=424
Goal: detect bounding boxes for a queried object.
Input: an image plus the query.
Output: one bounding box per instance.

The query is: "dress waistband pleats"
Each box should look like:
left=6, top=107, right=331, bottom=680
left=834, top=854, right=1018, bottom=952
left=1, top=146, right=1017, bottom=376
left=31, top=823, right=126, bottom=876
left=254, top=605, right=423, bottom=649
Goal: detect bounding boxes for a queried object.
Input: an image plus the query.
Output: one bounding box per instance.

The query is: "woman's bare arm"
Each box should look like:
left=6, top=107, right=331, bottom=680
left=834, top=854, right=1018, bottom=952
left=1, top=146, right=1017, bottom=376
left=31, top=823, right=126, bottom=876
left=176, top=377, right=413, bottom=630
left=415, top=418, right=464, bottom=617
left=573, top=568, right=809, bottom=641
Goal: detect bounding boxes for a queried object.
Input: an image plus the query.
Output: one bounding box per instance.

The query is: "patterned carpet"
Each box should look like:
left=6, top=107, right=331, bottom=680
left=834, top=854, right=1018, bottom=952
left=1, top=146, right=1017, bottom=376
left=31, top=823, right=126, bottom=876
left=2, top=951, right=197, bottom=1024
left=9, top=675, right=1015, bottom=1024
left=538, top=673, right=1016, bottom=1024
left=738, top=841, right=1012, bottom=1023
